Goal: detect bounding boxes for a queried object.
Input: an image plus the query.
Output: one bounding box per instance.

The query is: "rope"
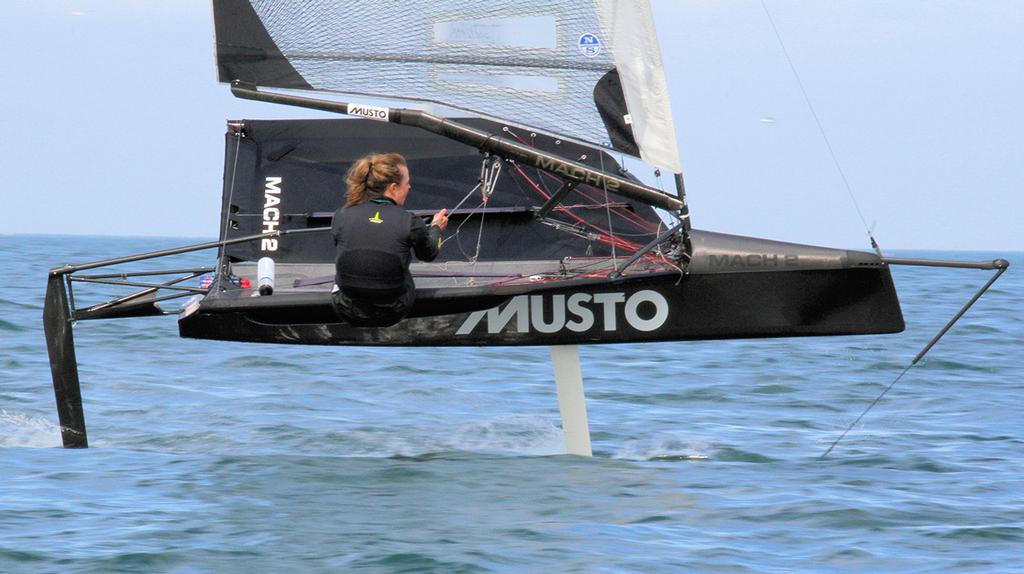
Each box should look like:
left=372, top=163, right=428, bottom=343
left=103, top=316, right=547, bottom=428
left=452, top=126, right=674, bottom=277
left=471, top=211, right=486, bottom=263
left=469, top=158, right=501, bottom=262
left=442, top=155, right=502, bottom=266
left=599, top=152, right=618, bottom=264
left=447, top=181, right=482, bottom=214
left=444, top=200, right=487, bottom=263
left=216, top=133, right=244, bottom=278
left=533, top=167, right=660, bottom=232
left=512, top=164, right=643, bottom=252
left=820, top=264, right=1008, bottom=458
left=760, top=0, right=875, bottom=243
left=504, top=124, right=662, bottom=233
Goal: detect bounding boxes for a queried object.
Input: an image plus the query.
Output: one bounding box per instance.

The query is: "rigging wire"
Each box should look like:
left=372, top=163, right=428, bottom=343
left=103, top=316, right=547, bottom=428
left=650, top=169, right=688, bottom=280
left=512, top=165, right=642, bottom=252
left=464, top=125, right=672, bottom=276
left=447, top=200, right=485, bottom=258
left=820, top=262, right=1008, bottom=458
left=505, top=125, right=657, bottom=229
left=441, top=159, right=492, bottom=246
left=532, top=167, right=661, bottom=232
left=760, top=0, right=875, bottom=244
left=471, top=208, right=486, bottom=263
left=447, top=181, right=482, bottom=215
left=440, top=155, right=503, bottom=268
left=599, top=152, right=618, bottom=265
left=467, top=157, right=501, bottom=263
left=502, top=125, right=661, bottom=233
left=216, top=132, right=244, bottom=279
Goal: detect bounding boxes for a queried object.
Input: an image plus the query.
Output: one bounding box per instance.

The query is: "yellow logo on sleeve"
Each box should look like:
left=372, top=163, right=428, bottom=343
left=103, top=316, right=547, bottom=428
left=368, top=211, right=383, bottom=223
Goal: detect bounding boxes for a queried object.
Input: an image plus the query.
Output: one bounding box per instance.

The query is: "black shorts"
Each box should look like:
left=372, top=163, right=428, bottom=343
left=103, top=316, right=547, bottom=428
left=331, top=284, right=415, bottom=328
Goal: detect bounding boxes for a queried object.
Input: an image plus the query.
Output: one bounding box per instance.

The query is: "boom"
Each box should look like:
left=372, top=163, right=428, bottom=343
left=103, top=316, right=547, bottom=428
left=230, top=82, right=685, bottom=214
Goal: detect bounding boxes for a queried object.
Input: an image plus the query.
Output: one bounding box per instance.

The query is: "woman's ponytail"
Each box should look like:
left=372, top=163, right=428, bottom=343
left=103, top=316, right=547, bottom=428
left=345, top=153, right=407, bottom=207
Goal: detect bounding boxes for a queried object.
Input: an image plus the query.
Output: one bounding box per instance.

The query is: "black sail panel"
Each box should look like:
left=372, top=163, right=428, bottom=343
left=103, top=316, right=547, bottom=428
left=213, top=0, right=311, bottom=89
left=219, top=117, right=664, bottom=265
left=593, top=69, right=639, bottom=157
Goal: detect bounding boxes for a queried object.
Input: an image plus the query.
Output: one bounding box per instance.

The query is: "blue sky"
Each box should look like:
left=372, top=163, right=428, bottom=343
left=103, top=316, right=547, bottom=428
left=3, top=0, right=1021, bottom=250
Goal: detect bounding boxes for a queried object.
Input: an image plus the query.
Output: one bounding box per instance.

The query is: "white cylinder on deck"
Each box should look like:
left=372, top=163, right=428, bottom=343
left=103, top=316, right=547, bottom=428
left=257, top=257, right=275, bottom=296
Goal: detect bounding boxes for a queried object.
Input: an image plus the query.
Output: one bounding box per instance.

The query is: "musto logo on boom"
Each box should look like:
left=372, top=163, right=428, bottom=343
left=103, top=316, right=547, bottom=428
left=456, top=290, right=669, bottom=336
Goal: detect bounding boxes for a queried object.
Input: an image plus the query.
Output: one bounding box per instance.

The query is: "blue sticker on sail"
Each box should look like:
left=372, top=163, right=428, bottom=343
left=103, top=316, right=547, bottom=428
left=578, top=34, right=602, bottom=58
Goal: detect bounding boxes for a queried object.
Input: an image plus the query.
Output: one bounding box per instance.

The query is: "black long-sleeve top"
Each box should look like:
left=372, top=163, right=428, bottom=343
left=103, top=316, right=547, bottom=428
left=331, top=197, right=441, bottom=299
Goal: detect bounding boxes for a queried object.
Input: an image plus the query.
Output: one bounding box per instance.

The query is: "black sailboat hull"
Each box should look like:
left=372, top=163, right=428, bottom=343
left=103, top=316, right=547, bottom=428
left=178, top=264, right=903, bottom=346
left=174, top=117, right=905, bottom=347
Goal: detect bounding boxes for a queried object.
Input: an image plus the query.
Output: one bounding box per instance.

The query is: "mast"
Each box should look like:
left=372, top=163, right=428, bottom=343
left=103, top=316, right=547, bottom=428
left=674, top=172, right=691, bottom=232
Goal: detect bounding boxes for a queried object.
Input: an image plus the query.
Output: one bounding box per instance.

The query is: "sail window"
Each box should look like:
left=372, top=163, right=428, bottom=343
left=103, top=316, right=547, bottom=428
left=437, top=72, right=559, bottom=93
left=434, top=15, right=556, bottom=49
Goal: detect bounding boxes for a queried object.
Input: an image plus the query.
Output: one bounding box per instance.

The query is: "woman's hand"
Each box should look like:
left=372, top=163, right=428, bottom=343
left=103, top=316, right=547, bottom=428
left=431, top=208, right=449, bottom=230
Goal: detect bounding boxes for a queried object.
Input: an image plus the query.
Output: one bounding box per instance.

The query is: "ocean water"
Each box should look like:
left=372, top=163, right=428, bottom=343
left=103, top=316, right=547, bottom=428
left=1, top=235, right=1021, bottom=573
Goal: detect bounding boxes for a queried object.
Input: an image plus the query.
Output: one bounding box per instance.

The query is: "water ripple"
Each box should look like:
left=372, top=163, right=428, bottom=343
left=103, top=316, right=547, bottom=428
left=1, top=239, right=1021, bottom=572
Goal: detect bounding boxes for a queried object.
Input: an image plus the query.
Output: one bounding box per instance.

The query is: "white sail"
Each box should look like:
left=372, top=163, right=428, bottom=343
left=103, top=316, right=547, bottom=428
left=596, top=0, right=682, bottom=173
left=214, top=0, right=682, bottom=173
